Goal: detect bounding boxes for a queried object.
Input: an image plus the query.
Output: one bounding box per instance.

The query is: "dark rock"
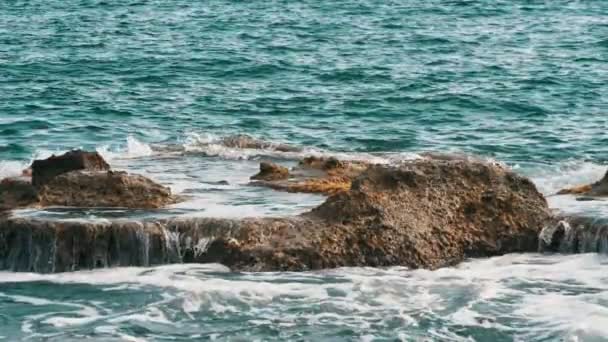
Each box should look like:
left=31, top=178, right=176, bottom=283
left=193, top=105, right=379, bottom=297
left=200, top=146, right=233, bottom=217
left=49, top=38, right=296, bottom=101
left=31, top=150, right=110, bottom=188
left=250, top=162, right=289, bottom=181
left=37, top=170, right=175, bottom=208
left=0, top=177, right=37, bottom=210
left=0, top=158, right=552, bottom=273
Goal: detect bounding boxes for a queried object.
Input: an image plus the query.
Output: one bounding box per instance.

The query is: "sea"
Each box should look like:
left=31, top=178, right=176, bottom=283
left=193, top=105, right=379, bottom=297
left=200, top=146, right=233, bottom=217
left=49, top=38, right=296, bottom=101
left=1, top=0, right=608, bottom=340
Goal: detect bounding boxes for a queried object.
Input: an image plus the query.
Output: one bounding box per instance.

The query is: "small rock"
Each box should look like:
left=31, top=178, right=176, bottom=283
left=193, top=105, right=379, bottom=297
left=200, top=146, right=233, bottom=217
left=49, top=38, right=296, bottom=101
left=250, top=162, right=290, bottom=181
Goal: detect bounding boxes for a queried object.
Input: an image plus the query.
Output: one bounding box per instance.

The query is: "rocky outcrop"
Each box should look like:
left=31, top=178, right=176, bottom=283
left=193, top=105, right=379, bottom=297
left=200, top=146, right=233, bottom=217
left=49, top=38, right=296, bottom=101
left=250, top=162, right=289, bottom=181
left=0, top=158, right=552, bottom=272
left=556, top=170, right=608, bottom=198
left=31, top=150, right=110, bottom=188
left=250, top=156, right=370, bottom=195
left=37, top=170, right=176, bottom=208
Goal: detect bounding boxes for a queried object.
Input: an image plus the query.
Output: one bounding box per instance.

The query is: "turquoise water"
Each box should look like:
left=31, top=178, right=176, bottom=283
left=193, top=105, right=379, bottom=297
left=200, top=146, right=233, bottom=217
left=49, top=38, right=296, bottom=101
left=2, top=0, right=608, bottom=340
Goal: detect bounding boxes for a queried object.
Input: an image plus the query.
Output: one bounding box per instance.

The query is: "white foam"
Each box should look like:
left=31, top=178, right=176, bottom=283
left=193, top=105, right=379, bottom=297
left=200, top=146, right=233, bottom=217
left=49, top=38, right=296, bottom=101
left=97, top=136, right=153, bottom=161
left=4, top=255, right=608, bottom=340
left=0, top=160, right=28, bottom=179
left=528, top=161, right=606, bottom=196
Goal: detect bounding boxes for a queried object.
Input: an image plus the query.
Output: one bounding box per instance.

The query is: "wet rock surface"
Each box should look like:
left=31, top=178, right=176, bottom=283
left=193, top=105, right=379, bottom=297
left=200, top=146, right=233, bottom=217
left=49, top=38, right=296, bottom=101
left=0, top=158, right=553, bottom=273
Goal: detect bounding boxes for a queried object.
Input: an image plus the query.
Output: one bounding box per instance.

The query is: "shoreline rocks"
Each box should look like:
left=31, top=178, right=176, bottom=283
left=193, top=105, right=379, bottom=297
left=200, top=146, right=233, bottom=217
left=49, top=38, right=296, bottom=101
left=0, top=157, right=553, bottom=273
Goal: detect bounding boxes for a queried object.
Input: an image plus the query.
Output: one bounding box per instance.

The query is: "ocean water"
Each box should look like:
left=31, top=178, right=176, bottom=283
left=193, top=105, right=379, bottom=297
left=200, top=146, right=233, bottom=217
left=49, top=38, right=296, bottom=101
left=1, top=0, right=608, bottom=340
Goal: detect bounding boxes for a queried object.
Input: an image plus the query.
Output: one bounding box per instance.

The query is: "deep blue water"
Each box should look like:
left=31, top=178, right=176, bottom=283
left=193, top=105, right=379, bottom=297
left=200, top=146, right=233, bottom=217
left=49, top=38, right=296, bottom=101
left=1, top=0, right=608, bottom=340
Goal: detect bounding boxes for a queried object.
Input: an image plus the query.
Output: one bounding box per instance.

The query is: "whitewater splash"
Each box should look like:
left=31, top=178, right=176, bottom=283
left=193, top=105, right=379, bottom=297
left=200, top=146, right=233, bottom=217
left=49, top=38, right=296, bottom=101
left=0, top=254, right=606, bottom=341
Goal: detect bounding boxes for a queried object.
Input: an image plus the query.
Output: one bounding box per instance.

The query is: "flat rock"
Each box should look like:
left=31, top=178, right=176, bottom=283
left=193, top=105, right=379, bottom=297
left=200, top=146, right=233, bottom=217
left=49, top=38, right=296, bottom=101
left=31, top=150, right=110, bottom=187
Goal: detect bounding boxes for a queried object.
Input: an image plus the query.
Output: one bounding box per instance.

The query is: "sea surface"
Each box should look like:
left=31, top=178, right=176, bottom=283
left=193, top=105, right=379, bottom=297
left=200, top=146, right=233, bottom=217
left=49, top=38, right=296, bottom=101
left=1, top=0, right=608, bottom=340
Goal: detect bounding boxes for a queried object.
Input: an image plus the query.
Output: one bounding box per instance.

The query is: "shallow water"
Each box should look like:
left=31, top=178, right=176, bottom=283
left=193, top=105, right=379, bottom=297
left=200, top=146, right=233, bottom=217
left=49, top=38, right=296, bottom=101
left=2, top=0, right=608, bottom=340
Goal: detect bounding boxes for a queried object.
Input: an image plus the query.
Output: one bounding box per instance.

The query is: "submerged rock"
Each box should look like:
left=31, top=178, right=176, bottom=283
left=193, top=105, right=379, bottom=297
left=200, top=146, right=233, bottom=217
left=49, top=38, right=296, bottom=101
left=0, top=158, right=552, bottom=273
left=220, top=134, right=301, bottom=153
left=31, top=150, right=110, bottom=188
left=37, top=170, right=175, bottom=209
left=251, top=156, right=369, bottom=194
left=557, top=170, right=608, bottom=198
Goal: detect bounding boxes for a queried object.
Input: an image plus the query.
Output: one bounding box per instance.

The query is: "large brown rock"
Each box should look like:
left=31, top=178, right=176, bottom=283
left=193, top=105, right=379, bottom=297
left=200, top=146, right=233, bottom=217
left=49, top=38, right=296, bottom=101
left=31, top=150, right=110, bottom=187
left=37, top=170, right=175, bottom=208
left=0, top=158, right=552, bottom=273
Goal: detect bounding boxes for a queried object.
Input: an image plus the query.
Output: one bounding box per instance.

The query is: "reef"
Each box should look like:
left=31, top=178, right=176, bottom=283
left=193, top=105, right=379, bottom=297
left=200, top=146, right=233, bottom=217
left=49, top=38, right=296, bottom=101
left=0, top=153, right=555, bottom=272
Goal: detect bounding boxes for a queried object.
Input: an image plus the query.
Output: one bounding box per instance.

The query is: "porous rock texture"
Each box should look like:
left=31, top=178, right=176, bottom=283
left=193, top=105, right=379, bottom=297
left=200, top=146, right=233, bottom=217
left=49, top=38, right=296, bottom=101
left=0, top=159, right=552, bottom=273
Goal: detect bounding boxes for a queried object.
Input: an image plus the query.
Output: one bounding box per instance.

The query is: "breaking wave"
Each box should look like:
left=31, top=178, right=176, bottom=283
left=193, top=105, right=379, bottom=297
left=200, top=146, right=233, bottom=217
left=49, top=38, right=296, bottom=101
left=1, top=254, right=607, bottom=340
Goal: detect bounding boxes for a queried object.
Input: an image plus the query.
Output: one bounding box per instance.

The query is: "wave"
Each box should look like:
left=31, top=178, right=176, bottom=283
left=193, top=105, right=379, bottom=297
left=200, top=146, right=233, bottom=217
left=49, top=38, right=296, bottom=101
left=1, top=254, right=607, bottom=340
left=97, top=136, right=154, bottom=161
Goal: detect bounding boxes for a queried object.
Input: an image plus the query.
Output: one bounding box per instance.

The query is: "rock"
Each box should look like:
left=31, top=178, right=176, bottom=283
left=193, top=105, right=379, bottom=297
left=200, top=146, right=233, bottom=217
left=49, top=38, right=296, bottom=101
left=31, top=150, right=110, bottom=188
left=556, top=170, right=608, bottom=198
left=250, top=162, right=290, bottom=181
left=220, top=134, right=301, bottom=153
left=250, top=156, right=370, bottom=195
left=37, top=170, right=175, bottom=208
left=0, top=158, right=552, bottom=273
left=0, top=177, right=37, bottom=210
